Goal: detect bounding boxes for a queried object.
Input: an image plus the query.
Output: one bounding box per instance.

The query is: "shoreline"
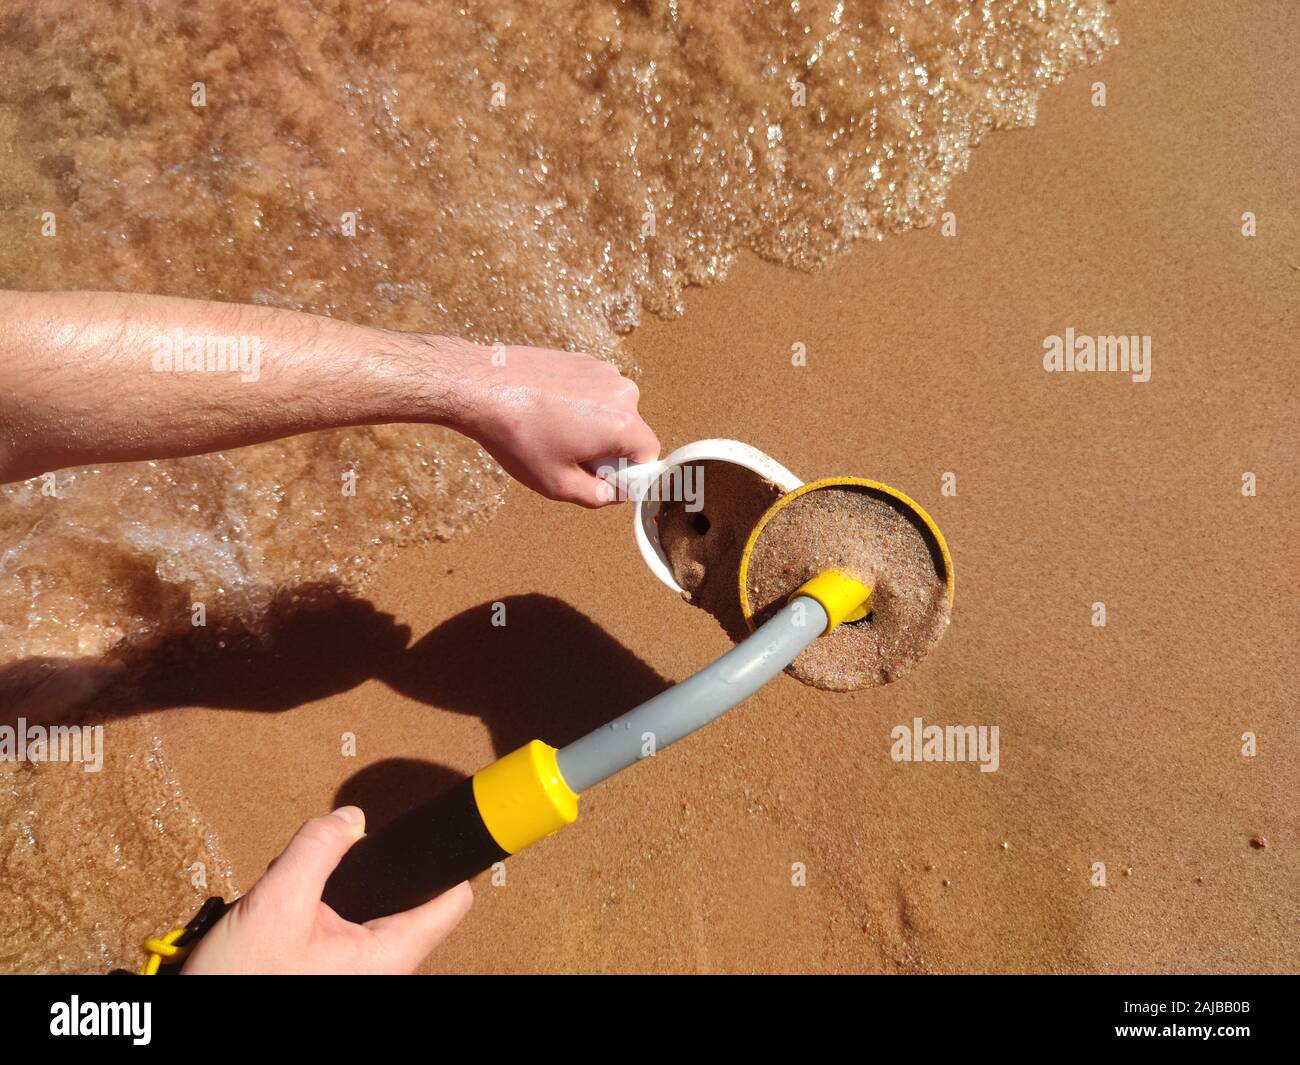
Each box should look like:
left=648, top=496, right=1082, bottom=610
left=162, top=0, right=1298, bottom=974
left=8, top=0, right=1296, bottom=973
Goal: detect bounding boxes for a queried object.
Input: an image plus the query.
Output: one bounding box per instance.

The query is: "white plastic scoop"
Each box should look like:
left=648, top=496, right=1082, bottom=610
left=590, top=439, right=802, bottom=595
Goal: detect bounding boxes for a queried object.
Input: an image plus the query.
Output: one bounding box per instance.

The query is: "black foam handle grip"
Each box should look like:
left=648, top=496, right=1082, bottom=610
left=322, top=776, right=508, bottom=924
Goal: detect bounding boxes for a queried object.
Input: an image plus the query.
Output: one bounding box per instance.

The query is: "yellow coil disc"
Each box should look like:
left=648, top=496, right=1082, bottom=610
left=737, top=476, right=955, bottom=634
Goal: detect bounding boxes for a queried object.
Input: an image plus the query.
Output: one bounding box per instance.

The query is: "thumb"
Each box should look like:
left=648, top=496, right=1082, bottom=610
left=365, top=881, right=474, bottom=970
left=550, top=466, right=617, bottom=509
left=256, top=807, right=367, bottom=909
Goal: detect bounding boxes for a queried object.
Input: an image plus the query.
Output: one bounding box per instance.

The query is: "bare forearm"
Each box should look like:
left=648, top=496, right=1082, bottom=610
left=0, top=288, right=659, bottom=507
left=0, top=290, right=477, bottom=482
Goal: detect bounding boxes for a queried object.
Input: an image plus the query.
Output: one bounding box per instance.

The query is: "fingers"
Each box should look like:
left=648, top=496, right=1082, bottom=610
left=579, top=362, right=657, bottom=466
left=602, top=377, right=660, bottom=465
left=255, top=806, right=367, bottom=910
left=556, top=464, right=628, bottom=508
left=621, top=416, right=661, bottom=465
left=365, top=881, right=474, bottom=971
left=563, top=414, right=660, bottom=509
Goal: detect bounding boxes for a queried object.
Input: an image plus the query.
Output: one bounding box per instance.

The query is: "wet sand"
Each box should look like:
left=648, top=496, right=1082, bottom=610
left=151, top=1, right=1298, bottom=973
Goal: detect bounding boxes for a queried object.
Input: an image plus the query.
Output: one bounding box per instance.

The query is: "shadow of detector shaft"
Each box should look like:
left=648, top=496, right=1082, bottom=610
left=323, top=597, right=827, bottom=923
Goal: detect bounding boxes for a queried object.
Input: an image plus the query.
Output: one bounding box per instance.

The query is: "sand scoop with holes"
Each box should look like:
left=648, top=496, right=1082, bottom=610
left=326, top=440, right=955, bottom=919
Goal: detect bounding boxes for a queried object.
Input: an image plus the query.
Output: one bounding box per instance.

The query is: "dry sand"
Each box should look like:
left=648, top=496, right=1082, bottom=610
left=13, top=0, right=1297, bottom=972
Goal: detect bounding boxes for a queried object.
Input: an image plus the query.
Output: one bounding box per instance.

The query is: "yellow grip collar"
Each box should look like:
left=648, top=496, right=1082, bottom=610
left=793, top=570, right=873, bottom=633
left=473, top=740, right=579, bottom=854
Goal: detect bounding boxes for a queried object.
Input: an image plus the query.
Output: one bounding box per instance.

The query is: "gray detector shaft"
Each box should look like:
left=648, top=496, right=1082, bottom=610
left=556, top=596, right=828, bottom=793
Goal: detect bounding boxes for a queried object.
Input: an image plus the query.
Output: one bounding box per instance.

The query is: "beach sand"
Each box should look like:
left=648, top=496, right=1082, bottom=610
left=2, top=0, right=1295, bottom=973
left=149, top=1, right=1298, bottom=973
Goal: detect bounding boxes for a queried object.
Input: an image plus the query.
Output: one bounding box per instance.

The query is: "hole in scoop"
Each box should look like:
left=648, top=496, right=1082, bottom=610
left=691, top=513, right=711, bottom=535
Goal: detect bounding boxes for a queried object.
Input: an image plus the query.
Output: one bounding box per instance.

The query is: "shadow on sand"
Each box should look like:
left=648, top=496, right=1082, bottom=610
left=0, top=584, right=673, bottom=922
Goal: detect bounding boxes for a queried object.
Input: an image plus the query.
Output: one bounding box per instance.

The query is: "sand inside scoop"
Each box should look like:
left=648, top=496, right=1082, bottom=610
left=655, top=461, right=786, bottom=642
left=660, top=472, right=951, bottom=691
